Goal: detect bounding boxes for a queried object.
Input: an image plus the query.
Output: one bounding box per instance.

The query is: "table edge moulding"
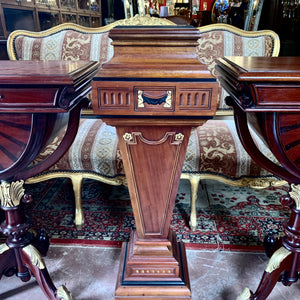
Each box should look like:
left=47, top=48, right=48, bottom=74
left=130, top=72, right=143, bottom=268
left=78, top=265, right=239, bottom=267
left=215, top=56, right=300, bottom=300
left=92, top=26, right=218, bottom=299
left=0, top=60, right=99, bottom=300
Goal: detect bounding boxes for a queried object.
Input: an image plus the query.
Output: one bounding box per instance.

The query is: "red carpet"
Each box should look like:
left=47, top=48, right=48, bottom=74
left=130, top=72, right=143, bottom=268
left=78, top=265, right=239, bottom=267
left=23, top=177, right=290, bottom=252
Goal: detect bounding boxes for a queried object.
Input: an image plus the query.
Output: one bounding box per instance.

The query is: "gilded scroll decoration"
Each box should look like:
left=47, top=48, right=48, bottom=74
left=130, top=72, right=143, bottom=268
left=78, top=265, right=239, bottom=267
left=0, top=180, right=25, bottom=208
left=115, top=14, right=175, bottom=26
left=265, top=246, right=291, bottom=273
left=237, top=287, right=251, bottom=300
left=22, top=245, right=46, bottom=269
left=57, top=285, right=73, bottom=300
left=289, top=183, right=300, bottom=210
left=0, top=243, right=9, bottom=254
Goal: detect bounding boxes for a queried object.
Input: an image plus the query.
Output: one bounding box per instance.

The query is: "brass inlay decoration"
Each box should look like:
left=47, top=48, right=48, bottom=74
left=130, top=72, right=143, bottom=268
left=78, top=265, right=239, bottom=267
left=137, top=90, right=144, bottom=108
left=57, top=285, right=73, bottom=300
left=22, top=245, right=46, bottom=270
left=0, top=243, right=9, bottom=254
left=289, top=183, right=300, bottom=210
left=237, top=287, right=251, bottom=300
left=175, top=133, right=184, bottom=142
left=133, top=268, right=174, bottom=275
left=265, top=246, right=291, bottom=273
left=0, top=180, right=25, bottom=208
left=164, top=91, right=172, bottom=108
left=137, top=90, right=172, bottom=108
left=123, top=133, right=134, bottom=143
left=123, top=132, right=184, bottom=146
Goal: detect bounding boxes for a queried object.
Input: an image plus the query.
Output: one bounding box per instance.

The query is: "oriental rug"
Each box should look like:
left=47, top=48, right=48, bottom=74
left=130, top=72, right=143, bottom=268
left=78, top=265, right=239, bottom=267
left=22, top=178, right=290, bottom=252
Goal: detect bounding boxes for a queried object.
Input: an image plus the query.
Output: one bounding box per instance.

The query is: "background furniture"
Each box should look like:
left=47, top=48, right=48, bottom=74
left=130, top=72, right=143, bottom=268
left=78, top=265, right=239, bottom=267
left=216, top=56, right=300, bottom=300
left=0, top=0, right=102, bottom=39
left=7, top=19, right=285, bottom=232
left=0, top=60, right=99, bottom=300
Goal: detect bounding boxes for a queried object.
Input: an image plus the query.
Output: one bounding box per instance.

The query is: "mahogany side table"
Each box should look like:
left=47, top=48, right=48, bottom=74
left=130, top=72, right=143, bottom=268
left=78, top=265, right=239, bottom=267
left=216, top=56, right=300, bottom=300
left=92, top=26, right=218, bottom=299
left=0, top=60, right=99, bottom=300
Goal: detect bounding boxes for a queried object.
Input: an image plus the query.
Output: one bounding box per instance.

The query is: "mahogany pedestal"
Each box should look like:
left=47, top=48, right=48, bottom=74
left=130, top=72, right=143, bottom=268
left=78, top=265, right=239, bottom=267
left=92, top=26, right=218, bottom=299
left=216, top=56, right=300, bottom=300
left=0, top=60, right=99, bottom=300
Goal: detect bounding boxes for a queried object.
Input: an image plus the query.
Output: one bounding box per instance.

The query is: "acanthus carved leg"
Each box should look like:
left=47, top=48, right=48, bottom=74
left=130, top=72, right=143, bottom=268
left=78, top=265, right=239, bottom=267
left=237, top=183, right=300, bottom=300
left=0, top=180, right=73, bottom=300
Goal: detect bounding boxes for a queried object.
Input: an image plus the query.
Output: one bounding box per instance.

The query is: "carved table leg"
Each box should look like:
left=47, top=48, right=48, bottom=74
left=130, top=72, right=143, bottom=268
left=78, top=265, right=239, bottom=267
left=237, top=184, right=300, bottom=300
left=114, top=125, right=192, bottom=299
left=0, top=180, right=72, bottom=300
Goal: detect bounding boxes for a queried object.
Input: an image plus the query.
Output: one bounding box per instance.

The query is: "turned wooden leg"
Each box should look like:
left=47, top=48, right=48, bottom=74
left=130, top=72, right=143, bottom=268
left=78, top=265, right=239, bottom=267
left=237, top=184, right=300, bottom=300
left=0, top=180, right=73, bottom=300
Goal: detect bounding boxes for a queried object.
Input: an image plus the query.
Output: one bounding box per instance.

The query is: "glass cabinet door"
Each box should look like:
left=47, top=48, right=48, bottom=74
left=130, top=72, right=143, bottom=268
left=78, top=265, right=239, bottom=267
left=35, top=0, right=58, bottom=8
left=78, top=15, right=90, bottom=26
left=77, top=0, right=90, bottom=10
left=61, top=13, right=77, bottom=23
left=61, top=0, right=76, bottom=9
left=3, top=7, right=35, bottom=34
left=91, top=16, right=101, bottom=27
left=38, top=11, right=60, bottom=30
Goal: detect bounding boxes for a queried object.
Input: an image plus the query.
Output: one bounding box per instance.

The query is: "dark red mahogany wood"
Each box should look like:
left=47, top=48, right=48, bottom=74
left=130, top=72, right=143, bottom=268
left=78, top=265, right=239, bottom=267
left=216, top=56, right=300, bottom=300
left=0, top=60, right=99, bottom=300
left=92, top=26, right=218, bottom=299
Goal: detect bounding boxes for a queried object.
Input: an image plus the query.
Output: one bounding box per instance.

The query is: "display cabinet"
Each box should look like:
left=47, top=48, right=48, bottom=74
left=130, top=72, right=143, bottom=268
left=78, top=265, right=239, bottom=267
left=0, top=0, right=102, bottom=39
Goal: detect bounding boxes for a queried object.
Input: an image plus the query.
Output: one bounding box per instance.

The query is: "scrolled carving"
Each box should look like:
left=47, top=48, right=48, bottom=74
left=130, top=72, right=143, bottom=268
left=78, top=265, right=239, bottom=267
left=237, top=287, right=251, bottom=300
left=0, top=180, right=25, bottom=208
left=289, top=183, right=300, bottom=210
left=57, top=285, right=73, bottom=300
left=22, top=244, right=46, bottom=270
left=265, top=246, right=291, bottom=273
left=114, top=14, right=175, bottom=26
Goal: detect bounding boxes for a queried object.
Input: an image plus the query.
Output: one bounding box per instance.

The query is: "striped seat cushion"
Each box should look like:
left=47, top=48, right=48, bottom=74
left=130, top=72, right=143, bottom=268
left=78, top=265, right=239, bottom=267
left=37, top=118, right=276, bottom=180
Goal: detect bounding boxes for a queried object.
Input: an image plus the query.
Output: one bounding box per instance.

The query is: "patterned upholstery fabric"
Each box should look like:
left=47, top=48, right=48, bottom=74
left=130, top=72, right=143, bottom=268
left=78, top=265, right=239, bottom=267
left=197, top=24, right=280, bottom=112
left=39, top=118, right=275, bottom=181
left=13, top=30, right=113, bottom=65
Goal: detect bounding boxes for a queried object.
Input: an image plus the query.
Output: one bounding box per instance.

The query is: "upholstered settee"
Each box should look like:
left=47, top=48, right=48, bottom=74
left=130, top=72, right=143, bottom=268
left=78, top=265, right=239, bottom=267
left=7, top=16, right=285, bottom=230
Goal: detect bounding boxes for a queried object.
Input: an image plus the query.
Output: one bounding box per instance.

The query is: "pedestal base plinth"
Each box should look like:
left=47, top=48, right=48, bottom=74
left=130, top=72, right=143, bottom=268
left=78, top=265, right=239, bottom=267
left=115, top=236, right=191, bottom=300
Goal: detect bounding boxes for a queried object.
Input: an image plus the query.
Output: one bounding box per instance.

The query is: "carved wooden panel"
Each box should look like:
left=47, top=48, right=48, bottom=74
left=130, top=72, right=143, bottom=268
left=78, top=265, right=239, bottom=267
left=93, top=81, right=217, bottom=116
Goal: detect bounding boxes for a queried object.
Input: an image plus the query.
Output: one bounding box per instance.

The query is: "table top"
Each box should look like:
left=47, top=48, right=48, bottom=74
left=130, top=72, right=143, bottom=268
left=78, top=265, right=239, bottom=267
left=0, top=60, right=99, bottom=85
left=216, top=57, right=300, bottom=82
left=0, top=60, right=99, bottom=112
left=216, top=56, right=300, bottom=111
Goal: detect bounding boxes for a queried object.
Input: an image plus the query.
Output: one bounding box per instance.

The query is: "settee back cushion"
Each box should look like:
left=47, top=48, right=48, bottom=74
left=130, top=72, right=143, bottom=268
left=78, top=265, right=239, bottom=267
left=13, top=29, right=114, bottom=64
left=197, top=25, right=280, bottom=112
